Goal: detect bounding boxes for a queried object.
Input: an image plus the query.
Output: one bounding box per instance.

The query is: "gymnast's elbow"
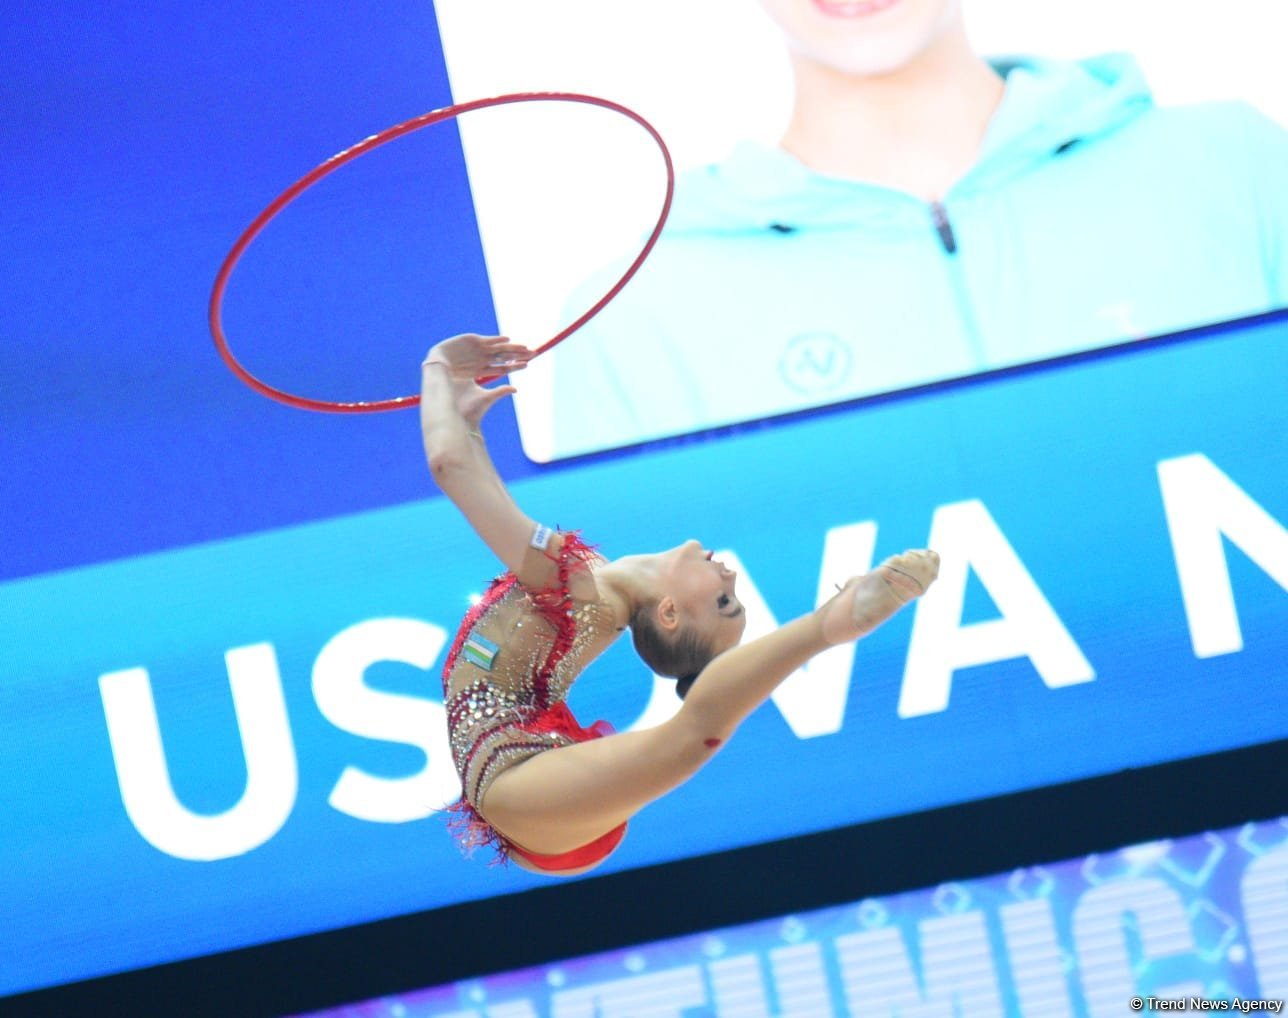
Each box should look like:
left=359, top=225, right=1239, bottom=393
left=425, top=441, right=467, bottom=480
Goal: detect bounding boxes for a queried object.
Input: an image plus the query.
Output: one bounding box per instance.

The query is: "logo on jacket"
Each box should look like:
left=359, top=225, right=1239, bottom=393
left=779, top=331, right=854, bottom=394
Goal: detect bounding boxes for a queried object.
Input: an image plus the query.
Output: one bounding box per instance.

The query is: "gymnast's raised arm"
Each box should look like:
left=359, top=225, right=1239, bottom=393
left=419, top=334, right=574, bottom=592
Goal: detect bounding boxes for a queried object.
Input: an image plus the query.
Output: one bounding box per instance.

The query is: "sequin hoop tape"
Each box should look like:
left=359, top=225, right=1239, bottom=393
left=209, top=91, right=676, bottom=413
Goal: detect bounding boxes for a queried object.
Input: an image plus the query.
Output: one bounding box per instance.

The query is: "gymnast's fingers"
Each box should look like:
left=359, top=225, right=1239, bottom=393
left=488, top=349, right=533, bottom=370
left=477, top=384, right=517, bottom=412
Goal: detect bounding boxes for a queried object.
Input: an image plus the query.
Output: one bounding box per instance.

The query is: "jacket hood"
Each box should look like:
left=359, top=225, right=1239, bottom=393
left=665, top=53, right=1155, bottom=233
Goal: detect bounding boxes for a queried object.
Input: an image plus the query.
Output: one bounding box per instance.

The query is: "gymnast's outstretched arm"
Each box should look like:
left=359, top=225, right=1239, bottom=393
left=420, top=335, right=578, bottom=592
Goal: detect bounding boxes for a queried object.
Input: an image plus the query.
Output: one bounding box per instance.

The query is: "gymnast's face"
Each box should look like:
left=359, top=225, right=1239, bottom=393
left=757, top=0, right=965, bottom=77
left=660, top=540, right=747, bottom=651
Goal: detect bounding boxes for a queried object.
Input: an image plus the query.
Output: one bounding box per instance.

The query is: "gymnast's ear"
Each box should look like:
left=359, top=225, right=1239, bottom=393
left=655, top=596, right=680, bottom=634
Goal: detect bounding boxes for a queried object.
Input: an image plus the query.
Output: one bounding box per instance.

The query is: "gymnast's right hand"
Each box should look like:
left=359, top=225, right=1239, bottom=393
left=422, top=334, right=533, bottom=380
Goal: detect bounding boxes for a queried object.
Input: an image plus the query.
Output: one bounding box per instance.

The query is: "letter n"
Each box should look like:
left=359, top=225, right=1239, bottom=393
left=1158, top=453, right=1288, bottom=657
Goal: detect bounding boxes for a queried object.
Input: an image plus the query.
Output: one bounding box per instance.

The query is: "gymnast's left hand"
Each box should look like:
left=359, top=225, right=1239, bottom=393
left=422, top=333, right=533, bottom=380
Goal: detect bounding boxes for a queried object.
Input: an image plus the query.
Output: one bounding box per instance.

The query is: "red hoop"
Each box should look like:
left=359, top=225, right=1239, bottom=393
left=209, top=92, right=675, bottom=413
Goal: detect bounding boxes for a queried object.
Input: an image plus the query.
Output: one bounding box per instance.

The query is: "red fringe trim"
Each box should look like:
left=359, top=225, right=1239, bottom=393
left=524, top=531, right=598, bottom=709
left=443, top=797, right=512, bottom=864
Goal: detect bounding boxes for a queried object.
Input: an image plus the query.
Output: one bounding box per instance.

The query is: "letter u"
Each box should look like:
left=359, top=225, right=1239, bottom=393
left=98, top=643, right=298, bottom=861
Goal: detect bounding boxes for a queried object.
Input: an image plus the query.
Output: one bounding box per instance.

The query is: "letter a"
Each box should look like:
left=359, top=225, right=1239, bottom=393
left=899, top=500, right=1094, bottom=718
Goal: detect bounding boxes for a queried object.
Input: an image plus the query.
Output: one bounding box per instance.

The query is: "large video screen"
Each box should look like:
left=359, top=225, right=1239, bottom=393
left=433, top=0, right=1288, bottom=460
left=3, top=0, right=1286, bottom=1008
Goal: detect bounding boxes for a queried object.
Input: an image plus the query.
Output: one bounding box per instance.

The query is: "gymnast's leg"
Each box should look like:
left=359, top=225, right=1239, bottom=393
left=479, top=549, right=939, bottom=860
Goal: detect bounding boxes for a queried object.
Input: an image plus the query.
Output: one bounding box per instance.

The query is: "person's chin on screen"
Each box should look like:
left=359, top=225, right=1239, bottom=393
left=757, top=0, right=967, bottom=77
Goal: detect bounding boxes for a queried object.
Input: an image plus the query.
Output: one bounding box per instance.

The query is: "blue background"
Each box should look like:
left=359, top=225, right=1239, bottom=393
left=1, top=3, right=529, bottom=583
left=2, top=0, right=1286, bottom=1003
left=3, top=318, right=1286, bottom=995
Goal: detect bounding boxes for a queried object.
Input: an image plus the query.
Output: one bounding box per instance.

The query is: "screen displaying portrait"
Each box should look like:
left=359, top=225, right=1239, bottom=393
left=433, top=0, right=1288, bottom=461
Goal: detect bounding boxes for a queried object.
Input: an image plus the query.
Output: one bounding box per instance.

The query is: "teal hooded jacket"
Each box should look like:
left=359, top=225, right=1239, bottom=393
left=539, top=55, right=1288, bottom=460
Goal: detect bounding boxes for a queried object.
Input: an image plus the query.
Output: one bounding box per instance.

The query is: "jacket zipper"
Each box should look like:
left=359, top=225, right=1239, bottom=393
left=929, top=200, right=987, bottom=369
left=931, top=201, right=958, bottom=254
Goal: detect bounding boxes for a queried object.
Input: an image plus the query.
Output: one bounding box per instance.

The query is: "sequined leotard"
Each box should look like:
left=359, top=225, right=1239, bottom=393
left=442, top=531, right=625, bottom=869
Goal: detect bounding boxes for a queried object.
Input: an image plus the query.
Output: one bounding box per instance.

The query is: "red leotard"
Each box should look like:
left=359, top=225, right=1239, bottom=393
left=442, top=532, right=626, bottom=870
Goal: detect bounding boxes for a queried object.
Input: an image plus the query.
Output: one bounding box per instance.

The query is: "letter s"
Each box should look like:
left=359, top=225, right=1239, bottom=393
left=312, top=618, right=459, bottom=823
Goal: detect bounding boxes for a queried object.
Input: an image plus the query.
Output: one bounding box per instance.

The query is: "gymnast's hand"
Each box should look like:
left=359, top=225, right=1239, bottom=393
left=423, top=334, right=533, bottom=381
left=422, top=334, right=534, bottom=426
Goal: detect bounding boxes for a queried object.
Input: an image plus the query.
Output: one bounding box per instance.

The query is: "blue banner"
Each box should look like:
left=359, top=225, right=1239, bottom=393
left=3, top=316, right=1286, bottom=995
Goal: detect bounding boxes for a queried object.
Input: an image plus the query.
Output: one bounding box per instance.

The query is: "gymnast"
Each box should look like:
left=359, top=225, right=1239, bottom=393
left=423, top=333, right=939, bottom=876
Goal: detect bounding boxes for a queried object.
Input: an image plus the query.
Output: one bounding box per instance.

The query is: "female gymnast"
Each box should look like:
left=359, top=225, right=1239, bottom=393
left=423, top=333, right=939, bottom=876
